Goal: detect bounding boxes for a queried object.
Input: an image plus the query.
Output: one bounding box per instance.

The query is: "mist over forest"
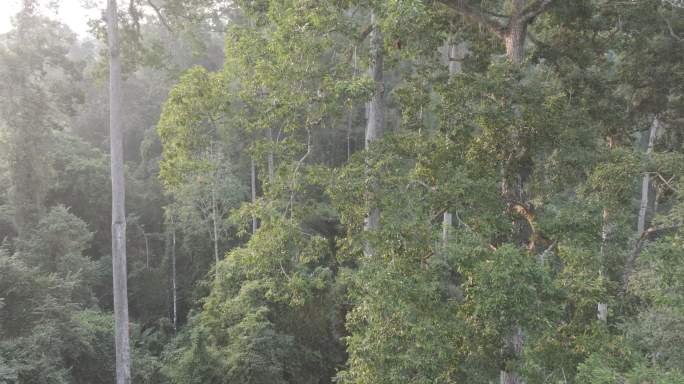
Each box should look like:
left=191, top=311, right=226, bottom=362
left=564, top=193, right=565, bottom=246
left=0, top=1, right=683, bottom=383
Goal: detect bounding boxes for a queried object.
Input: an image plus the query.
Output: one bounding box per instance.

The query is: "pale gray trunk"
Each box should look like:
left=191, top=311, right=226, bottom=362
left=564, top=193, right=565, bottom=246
left=209, top=144, right=220, bottom=263
left=107, top=1, right=131, bottom=383
left=442, top=212, right=453, bottom=245
left=268, top=127, right=274, bottom=182
left=623, top=117, right=660, bottom=293
left=347, top=45, right=358, bottom=162
left=143, top=232, right=149, bottom=270
left=442, top=38, right=467, bottom=244
left=251, top=158, right=258, bottom=234
left=364, top=12, right=384, bottom=248
left=211, top=183, right=219, bottom=264
left=637, top=117, right=659, bottom=234
left=363, top=12, right=384, bottom=257
left=500, top=325, right=524, bottom=384
left=347, top=104, right=353, bottom=162
left=365, top=13, right=384, bottom=155
left=598, top=135, right=615, bottom=322
left=448, top=40, right=467, bottom=76
left=598, top=207, right=609, bottom=322
left=597, top=302, right=608, bottom=322
left=171, top=224, right=177, bottom=332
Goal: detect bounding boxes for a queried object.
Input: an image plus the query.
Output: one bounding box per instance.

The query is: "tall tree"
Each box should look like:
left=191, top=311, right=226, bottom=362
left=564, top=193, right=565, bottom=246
left=363, top=10, right=385, bottom=257
left=107, top=0, right=132, bottom=383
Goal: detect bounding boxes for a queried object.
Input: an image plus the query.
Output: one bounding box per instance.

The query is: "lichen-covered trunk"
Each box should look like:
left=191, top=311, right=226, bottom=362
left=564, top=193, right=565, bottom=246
left=364, top=12, right=384, bottom=257
left=107, top=1, right=132, bottom=383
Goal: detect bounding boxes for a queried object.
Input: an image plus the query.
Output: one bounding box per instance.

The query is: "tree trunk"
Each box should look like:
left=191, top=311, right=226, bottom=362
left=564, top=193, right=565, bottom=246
left=107, top=1, right=132, bottom=383
left=500, top=6, right=527, bottom=382
left=442, top=212, right=453, bottom=245
left=363, top=11, right=384, bottom=257
left=347, top=45, right=358, bottom=162
left=171, top=223, right=177, bottom=332
left=251, top=158, right=258, bottom=234
left=598, top=135, right=615, bottom=323
left=504, top=21, right=526, bottom=65
left=365, top=13, right=385, bottom=157
left=442, top=38, right=467, bottom=244
left=637, top=117, right=659, bottom=234
left=500, top=325, right=524, bottom=384
left=623, top=117, right=660, bottom=293
left=268, top=127, right=275, bottom=182
left=143, top=232, right=149, bottom=270
left=211, top=183, right=219, bottom=264
left=597, top=208, right=609, bottom=322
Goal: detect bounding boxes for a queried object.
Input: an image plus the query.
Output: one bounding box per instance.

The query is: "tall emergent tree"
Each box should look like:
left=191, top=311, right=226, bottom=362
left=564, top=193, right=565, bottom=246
left=106, top=0, right=132, bottom=382
left=363, top=9, right=385, bottom=257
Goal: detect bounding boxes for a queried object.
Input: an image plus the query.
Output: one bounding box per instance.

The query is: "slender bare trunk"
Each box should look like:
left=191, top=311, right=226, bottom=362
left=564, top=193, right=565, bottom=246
left=365, top=13, right=384, bottom=157
left=143, top=232, right=149, bottom=270
left=637, top=117, right=659, bottom=234
left=251, top=158, right=258, bottom=234
left=596, top=208, right=609, bottom=323
left=500, top=325, right=524, bottom=384
left=347, top=105, right=353, bottom=162
left=267, top=127, right=274, bottom=182
left=623, top=117, right=660, bottom=293
left=598, top=136, right=615, bottom=323
left=347, top=45, right=358, bottom=162
left=107, top=1, right=131, bottom=383
left=211, top=183, right=219, bottom=264
left=171, top=224, right=177, bottom=332
left=442, top=37, right=467, bottom=244
left=442, top=212, right=453, bottom=245
left=363, top=12, right=384, bottom=257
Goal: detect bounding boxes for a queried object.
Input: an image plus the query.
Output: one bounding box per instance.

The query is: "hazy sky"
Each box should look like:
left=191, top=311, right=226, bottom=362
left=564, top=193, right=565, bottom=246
left=0, top=0, right=102, bottom=36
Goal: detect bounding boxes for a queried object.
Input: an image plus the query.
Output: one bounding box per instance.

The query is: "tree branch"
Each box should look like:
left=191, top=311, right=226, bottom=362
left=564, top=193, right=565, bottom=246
left=520, top=0, right=555, bottom=24
left=653, top=172, right=679, bottom=193
left=659, top=12, right=684, bottom=42
left=438, top=0, right=506, bottom=38
left=622, top=223, right=682, bottom=294
left=357, top=24, right=373, bottom=43
left=146, top=0, right=174, bottom=33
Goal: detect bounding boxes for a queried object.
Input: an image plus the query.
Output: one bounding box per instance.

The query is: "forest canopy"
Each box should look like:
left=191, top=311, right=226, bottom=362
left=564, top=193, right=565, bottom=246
left=0, top=0, right=683, bottom=383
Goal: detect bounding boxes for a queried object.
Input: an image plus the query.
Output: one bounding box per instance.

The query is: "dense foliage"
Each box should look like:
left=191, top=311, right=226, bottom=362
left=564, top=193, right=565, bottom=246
left=0, top=0, right=683, bottom=383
